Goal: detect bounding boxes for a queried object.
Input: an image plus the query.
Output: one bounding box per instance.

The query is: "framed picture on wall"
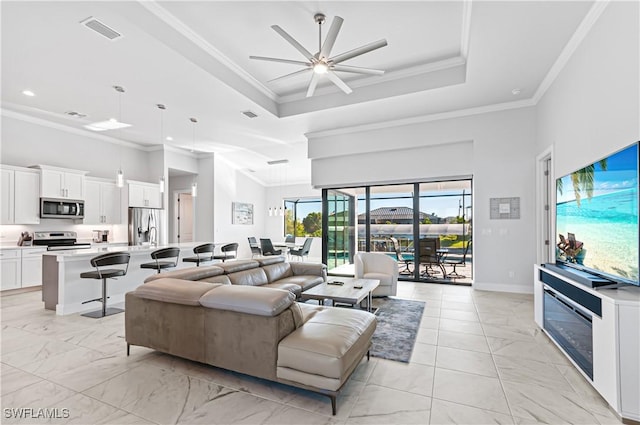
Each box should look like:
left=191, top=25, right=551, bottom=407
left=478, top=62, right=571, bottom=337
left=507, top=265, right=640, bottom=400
left=232, top=202, right=254, bottom=225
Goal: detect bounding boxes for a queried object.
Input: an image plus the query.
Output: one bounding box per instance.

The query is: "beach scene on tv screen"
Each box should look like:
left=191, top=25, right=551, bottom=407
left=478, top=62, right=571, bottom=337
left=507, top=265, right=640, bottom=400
left=556, top=143, right=639, bottom=283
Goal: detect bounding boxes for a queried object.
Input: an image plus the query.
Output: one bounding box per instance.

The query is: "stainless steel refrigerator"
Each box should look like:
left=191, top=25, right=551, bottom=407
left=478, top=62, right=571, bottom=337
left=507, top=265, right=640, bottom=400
left=128, top=207, right=160, bottom=246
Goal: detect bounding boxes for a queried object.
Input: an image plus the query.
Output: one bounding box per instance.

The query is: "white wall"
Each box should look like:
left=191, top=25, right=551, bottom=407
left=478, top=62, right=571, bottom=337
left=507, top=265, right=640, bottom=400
left=536, top=1, right=639, bottom=171
left=308, top=107, right=538, bottom=292
left=213, top=156, right=265, bottom=259
left=0, top=114, right=150, bottom=181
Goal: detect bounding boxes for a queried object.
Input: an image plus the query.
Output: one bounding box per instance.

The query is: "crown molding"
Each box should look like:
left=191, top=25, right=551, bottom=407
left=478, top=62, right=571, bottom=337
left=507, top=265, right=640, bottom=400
left=532, top=0, right=610, bottom=104
left=305, top=98, right=535, bottom=140
left=139, top=1, right=278, bottom=102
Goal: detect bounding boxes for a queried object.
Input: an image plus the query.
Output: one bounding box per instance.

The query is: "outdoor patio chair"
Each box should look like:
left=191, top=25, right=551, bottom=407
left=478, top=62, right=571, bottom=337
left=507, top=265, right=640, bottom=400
left=389, top=237, right=414, bottom=275
left=442, top=240, right=471, bottom=278
left=418, top=238, right=445, bottom=277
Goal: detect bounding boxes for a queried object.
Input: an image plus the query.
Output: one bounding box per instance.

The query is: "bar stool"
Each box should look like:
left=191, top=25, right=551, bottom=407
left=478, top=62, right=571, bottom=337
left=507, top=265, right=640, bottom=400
left=182, top=243, right=215, bottom=266
left=80, top=252, right=130, bottom=318
left=213, top=243, right=238, bottom=262
left=140, top=247, right=180, bottom=273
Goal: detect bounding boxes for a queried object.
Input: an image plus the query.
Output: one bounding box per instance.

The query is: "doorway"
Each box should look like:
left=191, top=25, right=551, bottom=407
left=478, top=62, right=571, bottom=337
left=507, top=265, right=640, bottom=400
left=174, top=191, right=194, bottom=243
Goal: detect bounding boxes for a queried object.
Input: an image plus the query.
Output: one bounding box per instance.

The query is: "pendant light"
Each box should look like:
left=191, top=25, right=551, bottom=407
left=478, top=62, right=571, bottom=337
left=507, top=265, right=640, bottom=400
left=266, top=159, right=289, bottom=215
left=190, top=117, right=198, bottom=197
left=114, top=85, right=125, bottom=187
left=157, top=104, right=166, bottom=193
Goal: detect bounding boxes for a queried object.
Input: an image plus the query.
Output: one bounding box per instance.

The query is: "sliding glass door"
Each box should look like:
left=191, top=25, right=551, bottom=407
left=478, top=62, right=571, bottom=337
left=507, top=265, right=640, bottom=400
left=322, top=179, right=473, bottom=284
left=323, top=189, right=356, bottom=271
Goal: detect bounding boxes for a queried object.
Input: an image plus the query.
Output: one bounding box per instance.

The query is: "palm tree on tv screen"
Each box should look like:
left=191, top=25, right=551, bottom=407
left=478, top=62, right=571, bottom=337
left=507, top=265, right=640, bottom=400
left=557, top=159, right=608, bottom=207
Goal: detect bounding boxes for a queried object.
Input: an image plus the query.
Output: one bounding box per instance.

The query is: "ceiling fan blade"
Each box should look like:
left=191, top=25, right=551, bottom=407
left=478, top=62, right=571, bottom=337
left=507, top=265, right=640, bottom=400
left=306, top=73, right=320, bottom=97
left=332, top=65, right=385, bottom=75
left=319, top=16, right=343, bottom=59
left=326, top=71, right=352, bottom=94
left=268, top=68, right=311, bottom=83
left=330, top=39, right=388, bottom=65
left=250, top=56, right=311, bottom=67
left=271, top=25, right=315, bottom=61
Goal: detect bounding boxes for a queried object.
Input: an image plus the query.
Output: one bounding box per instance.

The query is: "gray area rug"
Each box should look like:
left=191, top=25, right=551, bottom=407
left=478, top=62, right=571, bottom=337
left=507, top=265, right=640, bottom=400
left=370, top=297, right=426, bottom=363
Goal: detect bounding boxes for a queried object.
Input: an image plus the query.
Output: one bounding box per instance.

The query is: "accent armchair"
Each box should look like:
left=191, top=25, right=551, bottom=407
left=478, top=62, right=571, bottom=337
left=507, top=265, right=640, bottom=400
left=354, top=252, right=398, bottom=297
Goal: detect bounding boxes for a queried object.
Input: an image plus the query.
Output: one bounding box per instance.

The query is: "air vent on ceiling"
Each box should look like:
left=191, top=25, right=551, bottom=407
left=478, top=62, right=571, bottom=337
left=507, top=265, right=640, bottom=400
left=80, top=17, right=122, bottom=41
left=267, top=159, right=289, bottom=165
left=65, top=111, right=87, bottom=118
left=242, top=110, right=258, bottom=119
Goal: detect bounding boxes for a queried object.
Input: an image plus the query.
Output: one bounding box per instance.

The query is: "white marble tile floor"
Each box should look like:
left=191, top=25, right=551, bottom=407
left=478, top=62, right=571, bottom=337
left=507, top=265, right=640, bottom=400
left=1, top=283, right=622, bottom=424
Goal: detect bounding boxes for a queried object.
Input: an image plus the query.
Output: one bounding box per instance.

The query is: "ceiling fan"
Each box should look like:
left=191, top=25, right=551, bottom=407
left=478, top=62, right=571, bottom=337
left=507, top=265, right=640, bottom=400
left=250, top=13, right=387, bottom=97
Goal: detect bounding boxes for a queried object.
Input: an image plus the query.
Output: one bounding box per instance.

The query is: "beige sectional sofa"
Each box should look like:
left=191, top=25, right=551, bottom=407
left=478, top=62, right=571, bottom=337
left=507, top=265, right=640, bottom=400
left=143, top=256, right=326, bottom=298
left=125, top=278, right=376, bottom=414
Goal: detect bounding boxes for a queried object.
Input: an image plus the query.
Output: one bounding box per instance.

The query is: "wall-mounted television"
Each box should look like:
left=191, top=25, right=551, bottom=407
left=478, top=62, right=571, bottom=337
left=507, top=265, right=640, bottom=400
left=555, top=142, right=639, bottom=287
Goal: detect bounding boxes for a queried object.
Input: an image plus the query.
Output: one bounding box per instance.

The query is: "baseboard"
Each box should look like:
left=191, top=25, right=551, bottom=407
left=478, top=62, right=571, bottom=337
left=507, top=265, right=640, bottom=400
left=473, top=281, right=533, bottom=294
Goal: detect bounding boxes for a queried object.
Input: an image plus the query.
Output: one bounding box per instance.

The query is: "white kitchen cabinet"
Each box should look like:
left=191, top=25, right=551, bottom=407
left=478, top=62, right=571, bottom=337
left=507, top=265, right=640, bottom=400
left=21, top=247, right=46, bottom=287
left=32, top=165, right=87, bottom=199
left=14, top=170, right=40, bottom=223
left=85, top=178, right=121, bottom=224
left=0, top=249, right=21, bottom=290
left=129, top=181, right=162, bottom=208
left=0, top=165, right=40, bottom=225
left=1, top=168, right=15, bottom=224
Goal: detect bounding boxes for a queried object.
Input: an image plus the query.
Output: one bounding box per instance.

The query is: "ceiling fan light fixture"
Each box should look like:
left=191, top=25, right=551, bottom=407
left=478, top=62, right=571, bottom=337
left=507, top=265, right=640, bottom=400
left=313, top=62, right=329, bottom=74
left=251, top=13, right=386, bottom=97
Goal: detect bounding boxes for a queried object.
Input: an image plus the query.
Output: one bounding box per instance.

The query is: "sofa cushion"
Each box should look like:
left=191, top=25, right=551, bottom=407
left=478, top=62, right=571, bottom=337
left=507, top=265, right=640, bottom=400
left=263, top=262, right=293, bottom=283
left=263, top=282, right=301, bottom=297
left=277, top=308, right=376, bottom=390
left=134, top=278, right=221, bottom=306
left=255, top=256, right=285, bottom=266
left=143, top=265, right=225, bottom=283
left=215, top=260, right=259, bottom=274
left=276, top=275, right=324, bottom=291
left=199, top=285, right=295, bottom=317
left=200, top=275, right=231, bottom=285
left=290, top=262, right=327, bottom=280
left=227, top=268, right=269, bottom=286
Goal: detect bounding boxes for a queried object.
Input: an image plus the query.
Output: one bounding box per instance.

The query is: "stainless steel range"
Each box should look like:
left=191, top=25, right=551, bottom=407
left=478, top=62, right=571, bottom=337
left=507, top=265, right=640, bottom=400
left=33, top=231, right=91, bottom=251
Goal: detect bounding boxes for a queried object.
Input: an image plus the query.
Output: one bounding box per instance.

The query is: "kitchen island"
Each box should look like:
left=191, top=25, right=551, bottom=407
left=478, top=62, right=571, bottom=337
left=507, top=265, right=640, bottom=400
left=42, top=242, right=222, bottom=315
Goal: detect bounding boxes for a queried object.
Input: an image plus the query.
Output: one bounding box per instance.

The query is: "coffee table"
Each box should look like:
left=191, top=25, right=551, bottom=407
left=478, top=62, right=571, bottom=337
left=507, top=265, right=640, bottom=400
left=301, top=278, right=380, bottom=312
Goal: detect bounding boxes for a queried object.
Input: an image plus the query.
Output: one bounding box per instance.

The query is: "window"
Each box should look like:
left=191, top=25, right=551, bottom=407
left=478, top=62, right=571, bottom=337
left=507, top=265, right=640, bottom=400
left=284, top=198, right=322, bottom=237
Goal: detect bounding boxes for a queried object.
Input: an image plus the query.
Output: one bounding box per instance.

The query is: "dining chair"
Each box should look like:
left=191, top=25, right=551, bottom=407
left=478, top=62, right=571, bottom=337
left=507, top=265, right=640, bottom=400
left=289, top=238, right=313, bottom=261
left=260, top=238, right=282, bottom=256
left=248, top=237, right=262, bottom=257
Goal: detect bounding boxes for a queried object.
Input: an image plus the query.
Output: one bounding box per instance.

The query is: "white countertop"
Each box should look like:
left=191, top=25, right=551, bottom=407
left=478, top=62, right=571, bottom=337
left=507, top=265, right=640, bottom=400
left=42, top=242, right=220, bottom=260
left=0, top=244, right=48, bottom=250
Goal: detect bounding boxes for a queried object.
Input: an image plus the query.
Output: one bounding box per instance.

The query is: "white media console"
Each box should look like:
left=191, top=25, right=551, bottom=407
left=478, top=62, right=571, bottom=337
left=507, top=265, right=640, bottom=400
left=534, top=264, right=640, bottom=422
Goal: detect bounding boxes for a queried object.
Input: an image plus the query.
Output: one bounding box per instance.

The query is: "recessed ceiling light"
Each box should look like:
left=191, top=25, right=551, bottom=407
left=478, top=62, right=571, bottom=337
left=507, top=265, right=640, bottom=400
left=166, top=136, right=173, bottom=141
left=511, top=88, right=522, bottom=95
left=84, top=120, right=132, bottom=132
left=22, top=90, right=35, bottom=97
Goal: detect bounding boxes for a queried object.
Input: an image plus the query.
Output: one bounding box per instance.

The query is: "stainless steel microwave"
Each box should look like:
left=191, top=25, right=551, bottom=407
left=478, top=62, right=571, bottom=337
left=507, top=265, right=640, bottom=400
left=40, top=198, right=84, bottom=219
